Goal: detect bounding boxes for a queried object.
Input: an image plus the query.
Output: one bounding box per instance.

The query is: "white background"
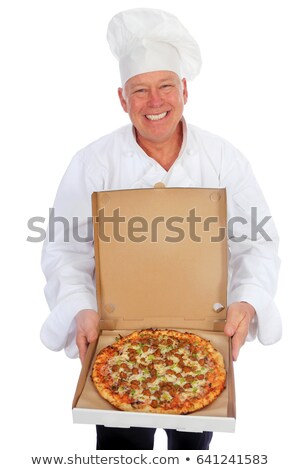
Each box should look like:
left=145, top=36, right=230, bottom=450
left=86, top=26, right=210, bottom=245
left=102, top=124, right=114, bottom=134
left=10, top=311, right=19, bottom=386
left=1, top=0, right=299, bottom=468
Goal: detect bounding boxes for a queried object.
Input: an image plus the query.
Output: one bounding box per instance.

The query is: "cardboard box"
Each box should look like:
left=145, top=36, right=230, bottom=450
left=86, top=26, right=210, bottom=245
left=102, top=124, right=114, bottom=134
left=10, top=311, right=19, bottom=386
left=72, top=186, right=236, bottom=432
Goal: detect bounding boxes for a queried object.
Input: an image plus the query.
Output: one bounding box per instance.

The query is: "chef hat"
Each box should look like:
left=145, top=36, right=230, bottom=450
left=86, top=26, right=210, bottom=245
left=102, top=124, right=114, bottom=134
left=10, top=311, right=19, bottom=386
left=107, top=8, right=202, bottom=86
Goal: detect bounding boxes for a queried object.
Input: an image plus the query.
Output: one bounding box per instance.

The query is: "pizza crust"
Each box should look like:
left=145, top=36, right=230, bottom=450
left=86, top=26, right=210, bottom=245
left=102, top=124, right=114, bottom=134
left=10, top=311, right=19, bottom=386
left=91, top=329, right=226, bottom=415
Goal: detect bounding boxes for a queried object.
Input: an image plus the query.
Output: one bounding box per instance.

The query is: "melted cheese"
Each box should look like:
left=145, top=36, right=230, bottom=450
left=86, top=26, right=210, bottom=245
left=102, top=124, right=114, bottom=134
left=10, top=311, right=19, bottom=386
left=107, top=336, right=212, bottom=405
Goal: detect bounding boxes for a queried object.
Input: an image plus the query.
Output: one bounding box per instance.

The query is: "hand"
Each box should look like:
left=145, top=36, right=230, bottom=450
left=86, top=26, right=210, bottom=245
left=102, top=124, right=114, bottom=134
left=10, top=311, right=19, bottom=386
left=224, top=302, right=256, bottom=361
left=75, top=309, right=100, bottom=364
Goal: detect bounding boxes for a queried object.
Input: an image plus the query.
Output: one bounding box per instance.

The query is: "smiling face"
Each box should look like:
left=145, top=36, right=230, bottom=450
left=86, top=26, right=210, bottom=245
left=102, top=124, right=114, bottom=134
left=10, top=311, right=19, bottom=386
left=118, top=71, right=188, bottom=147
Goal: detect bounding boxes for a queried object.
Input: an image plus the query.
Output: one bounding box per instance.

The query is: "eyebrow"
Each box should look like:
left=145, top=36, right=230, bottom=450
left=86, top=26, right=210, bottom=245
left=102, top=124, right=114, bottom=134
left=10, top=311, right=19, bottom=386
left=128, top=75, right=177, bottom=89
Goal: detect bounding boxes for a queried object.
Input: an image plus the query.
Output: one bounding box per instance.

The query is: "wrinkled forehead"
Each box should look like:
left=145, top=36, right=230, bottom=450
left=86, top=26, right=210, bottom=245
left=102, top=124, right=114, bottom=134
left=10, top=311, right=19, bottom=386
left=124, top=70, right=182, bottom=91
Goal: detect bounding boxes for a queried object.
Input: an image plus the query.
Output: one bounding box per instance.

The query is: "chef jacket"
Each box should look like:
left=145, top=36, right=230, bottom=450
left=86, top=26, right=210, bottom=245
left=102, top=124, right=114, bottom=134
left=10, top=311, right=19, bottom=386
left=40, top=119, right=282, bottom=358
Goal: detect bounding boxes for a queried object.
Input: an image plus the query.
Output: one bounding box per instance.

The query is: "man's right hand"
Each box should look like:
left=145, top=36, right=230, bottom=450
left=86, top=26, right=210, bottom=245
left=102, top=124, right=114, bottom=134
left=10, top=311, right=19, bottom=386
left=75, top=309, right=100, bottom=364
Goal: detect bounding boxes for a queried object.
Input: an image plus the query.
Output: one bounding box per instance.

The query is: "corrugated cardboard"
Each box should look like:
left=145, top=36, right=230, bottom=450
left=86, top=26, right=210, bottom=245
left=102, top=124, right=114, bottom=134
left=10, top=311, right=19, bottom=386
left=72, top=187, right=236, bottom=432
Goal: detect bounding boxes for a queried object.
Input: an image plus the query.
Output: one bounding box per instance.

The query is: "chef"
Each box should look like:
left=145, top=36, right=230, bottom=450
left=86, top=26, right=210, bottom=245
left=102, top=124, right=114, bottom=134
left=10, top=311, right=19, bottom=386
left=40, top=8, right=281, bottom=450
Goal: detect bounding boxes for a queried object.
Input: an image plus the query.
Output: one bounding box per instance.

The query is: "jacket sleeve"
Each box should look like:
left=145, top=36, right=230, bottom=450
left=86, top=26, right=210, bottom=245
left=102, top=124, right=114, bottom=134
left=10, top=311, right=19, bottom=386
left=221, top=143, right=282, bottom=345
left=40, top=153, right=102, bottom=358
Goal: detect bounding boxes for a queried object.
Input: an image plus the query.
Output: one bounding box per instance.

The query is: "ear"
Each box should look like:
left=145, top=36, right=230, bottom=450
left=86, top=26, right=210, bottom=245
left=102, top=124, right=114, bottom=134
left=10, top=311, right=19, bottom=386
left=182, top=78, right=188, bottom=104
left=118, top=88, right=128, bottom=113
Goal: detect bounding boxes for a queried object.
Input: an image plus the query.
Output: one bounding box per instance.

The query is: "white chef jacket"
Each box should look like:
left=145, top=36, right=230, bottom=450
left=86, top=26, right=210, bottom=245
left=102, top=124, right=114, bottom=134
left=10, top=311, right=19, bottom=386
left=40, top=119, right=282, bottom=358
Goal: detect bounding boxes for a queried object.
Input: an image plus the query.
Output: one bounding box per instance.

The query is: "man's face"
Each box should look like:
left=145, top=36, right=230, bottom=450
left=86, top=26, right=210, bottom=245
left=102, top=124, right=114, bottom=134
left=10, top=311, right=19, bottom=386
left=118, top=71, right=188, bottom=145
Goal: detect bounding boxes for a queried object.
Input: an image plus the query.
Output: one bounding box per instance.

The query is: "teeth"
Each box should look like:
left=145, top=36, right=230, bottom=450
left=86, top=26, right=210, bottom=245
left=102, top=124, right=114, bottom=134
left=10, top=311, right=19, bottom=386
left=145, top=112, right=167, bottom=121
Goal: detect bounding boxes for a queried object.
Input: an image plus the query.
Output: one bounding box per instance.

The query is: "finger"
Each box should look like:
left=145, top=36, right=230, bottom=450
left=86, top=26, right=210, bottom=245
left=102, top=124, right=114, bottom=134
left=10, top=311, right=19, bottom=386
left=87, top=329, right=99, bottom=344
left=224, top=312, right=243, bottom=337
left=231, top=327, right=248, bottom=361
left=76, top=333, right=88, bottom=364
left=231, top=310, right=251, bottom=360
left=77, top=329, right=98, bottom=364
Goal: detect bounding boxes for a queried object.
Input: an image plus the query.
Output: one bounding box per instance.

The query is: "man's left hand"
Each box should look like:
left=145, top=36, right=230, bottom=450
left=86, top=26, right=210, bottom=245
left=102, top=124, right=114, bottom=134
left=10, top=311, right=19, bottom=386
left=224, top=302, right=256, bottom=361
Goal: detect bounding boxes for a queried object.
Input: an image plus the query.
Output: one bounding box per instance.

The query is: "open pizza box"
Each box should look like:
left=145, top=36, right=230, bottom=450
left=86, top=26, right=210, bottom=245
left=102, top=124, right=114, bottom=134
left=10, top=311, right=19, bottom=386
left=72, top=186, right=236, bottom=432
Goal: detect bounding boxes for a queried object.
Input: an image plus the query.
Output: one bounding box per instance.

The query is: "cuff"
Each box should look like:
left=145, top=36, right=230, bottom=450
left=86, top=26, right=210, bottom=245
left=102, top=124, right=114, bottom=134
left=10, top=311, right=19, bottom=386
left=40, top=293, right=97, bottom=355
left=228, top=284, right=282, bottom=345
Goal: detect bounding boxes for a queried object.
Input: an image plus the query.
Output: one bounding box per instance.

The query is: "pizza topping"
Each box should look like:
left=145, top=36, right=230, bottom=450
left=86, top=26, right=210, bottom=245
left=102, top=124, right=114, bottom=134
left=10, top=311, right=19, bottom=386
left=183, top=382, right=192, bottom=389
left=92, top=329, right=226, bottom=414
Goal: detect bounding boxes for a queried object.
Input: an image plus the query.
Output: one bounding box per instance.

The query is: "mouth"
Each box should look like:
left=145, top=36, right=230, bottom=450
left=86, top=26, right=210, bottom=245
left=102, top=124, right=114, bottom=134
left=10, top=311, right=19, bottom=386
left=145, top=111, right=169, bottom=121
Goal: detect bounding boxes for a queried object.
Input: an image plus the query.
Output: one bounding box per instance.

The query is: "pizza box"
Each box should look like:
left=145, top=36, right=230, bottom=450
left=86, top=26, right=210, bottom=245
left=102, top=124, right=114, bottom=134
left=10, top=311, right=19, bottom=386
left=72, top=186, right=236, bottom=432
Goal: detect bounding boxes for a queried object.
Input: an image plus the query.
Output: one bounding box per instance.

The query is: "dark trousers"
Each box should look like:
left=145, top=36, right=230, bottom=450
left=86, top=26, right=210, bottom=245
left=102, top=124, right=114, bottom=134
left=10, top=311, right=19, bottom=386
left=96, top=425, right=213, bottom=450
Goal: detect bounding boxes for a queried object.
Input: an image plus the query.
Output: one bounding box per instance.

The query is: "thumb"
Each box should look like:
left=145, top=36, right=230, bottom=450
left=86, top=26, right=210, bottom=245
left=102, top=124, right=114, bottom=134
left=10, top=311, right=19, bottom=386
left=224, top=321, right=236, bottom=337
left=87, top=329, right=98, bottom=344
left=224, top=304, right=243, bottom=337
left=76, top=334, right=88, bottom=364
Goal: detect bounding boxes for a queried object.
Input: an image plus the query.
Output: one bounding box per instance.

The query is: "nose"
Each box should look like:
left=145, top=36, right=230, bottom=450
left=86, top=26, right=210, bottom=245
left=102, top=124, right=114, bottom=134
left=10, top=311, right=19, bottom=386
left=147, top=88, right=164, bottom=108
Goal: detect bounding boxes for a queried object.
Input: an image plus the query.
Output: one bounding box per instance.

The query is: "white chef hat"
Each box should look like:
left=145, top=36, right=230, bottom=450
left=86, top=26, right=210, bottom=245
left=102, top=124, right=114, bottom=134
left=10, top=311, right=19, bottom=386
left=107, top=8, right=202, bottom=86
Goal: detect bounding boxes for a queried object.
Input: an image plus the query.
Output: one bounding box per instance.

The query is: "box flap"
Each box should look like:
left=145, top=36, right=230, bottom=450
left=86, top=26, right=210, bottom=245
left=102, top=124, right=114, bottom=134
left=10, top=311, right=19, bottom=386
left=92, top=187, right=227, bottom=331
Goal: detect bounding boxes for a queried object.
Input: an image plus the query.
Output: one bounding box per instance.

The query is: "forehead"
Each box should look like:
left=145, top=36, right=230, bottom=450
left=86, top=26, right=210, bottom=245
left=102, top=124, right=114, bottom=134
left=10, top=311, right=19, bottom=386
left=125, top=71, right=181, bottom=89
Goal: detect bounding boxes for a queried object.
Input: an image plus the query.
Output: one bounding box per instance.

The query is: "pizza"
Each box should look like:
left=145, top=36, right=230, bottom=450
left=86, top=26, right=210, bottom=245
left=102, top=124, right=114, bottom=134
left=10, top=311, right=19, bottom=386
left=91, top=329, right=226, bottom=414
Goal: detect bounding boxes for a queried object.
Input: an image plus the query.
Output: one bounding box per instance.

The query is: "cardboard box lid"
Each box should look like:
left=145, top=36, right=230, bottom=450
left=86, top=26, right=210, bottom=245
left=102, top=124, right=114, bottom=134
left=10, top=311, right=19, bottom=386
left=92, top=187, right=227, bottom=332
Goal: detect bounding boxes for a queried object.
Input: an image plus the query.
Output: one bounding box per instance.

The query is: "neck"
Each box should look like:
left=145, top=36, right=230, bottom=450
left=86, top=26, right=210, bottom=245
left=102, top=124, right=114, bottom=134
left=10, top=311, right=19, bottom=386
left=135, top=122, right=183, bottom=171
